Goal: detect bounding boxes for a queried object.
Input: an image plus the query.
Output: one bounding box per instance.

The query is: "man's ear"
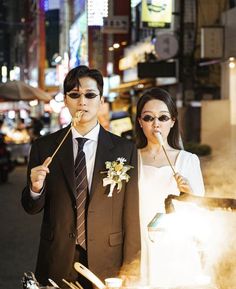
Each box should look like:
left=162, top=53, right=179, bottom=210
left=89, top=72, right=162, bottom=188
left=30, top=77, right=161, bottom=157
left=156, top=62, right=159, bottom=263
left=64, top=95, right=67, bottom=105
left=100, top=96, right=105, bottom=105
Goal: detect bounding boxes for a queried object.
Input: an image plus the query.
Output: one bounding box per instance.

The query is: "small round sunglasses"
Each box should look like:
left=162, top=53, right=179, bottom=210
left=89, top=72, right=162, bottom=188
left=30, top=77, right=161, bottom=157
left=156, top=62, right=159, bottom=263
left=66, top=92, right=99, bottom=99
left=142, top=114, right=171, bottom=122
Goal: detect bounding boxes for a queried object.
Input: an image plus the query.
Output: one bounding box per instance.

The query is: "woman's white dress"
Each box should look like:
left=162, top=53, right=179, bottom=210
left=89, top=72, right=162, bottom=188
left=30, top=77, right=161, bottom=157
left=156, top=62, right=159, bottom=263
left=139, top=150, right=206, bottom=287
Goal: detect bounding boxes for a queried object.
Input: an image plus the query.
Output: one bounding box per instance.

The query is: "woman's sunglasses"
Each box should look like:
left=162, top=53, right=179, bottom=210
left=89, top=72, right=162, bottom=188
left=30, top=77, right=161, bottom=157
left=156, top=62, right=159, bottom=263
left=66, top=92, right=99, bottom=99
left=142, top=114, right=171, bottom=122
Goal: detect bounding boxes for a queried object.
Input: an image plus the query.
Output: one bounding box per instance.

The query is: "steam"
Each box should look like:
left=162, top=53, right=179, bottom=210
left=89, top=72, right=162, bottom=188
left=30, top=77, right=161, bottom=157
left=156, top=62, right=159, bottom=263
left=201, top=141, right=236, bottom=199
left=199, top=140, right=236, bottom=289
left=119, top=132, right=236, bottom=289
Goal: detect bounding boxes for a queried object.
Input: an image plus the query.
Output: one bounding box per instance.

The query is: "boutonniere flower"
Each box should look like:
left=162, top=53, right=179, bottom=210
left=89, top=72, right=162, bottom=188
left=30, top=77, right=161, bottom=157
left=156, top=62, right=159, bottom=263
left=101, top=157, right=133, bottom=197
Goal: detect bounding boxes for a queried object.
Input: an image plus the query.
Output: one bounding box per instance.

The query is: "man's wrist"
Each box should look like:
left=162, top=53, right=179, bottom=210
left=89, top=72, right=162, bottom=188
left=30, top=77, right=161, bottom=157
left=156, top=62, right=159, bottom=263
left=30, top=185, right=45, bottom=199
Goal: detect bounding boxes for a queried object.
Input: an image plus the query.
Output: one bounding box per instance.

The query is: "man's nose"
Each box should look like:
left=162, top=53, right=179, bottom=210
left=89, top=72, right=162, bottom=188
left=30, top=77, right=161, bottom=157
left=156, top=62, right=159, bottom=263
left=78, top=94, right=86, bottom=105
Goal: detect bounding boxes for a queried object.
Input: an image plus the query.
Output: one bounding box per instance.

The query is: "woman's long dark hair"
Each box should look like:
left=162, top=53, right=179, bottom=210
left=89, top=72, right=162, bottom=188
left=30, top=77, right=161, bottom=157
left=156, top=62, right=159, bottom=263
left=135, top=87, right=181, bottom=149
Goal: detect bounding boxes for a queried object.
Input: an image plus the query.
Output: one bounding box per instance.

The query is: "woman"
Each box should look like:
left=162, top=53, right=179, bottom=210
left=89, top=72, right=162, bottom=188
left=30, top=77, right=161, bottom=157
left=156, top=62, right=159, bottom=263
left=136, top=88, right=205, bottom=287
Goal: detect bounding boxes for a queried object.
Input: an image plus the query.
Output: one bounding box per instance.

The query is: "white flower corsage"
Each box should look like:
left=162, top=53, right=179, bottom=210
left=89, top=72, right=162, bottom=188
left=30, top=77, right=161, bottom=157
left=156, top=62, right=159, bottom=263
left=101, top=157, right=133, bottom=197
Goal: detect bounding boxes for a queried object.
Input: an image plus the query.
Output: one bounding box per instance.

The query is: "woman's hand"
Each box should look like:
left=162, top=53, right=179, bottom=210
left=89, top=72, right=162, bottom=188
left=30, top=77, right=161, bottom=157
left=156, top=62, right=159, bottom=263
left=174, top=172, right=193, bottom=194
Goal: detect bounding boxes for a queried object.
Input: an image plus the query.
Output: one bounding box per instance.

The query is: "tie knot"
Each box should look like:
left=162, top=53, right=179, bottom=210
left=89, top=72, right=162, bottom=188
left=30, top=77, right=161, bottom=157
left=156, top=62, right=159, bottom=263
left=76, top=137, right=88, bottom=149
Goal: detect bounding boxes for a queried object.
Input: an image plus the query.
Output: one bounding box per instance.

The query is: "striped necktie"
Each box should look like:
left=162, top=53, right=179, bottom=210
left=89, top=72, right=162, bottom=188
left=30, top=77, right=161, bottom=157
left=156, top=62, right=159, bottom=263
left=75, top=137, right=89, bottom=249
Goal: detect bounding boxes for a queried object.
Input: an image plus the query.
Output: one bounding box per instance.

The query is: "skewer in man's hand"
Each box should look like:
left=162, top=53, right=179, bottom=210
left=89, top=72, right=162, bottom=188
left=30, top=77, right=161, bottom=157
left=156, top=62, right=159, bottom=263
left=30, top=111, right=84, bottom=194
left=30, top=157, right=52, bottom=193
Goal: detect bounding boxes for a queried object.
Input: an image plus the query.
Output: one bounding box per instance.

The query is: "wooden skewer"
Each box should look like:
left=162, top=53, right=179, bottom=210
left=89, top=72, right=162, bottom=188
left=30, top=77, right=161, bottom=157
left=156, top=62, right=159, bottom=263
left=62, top=279, right=81, bottom=289
left=70, top=282, right=80, bottom=289
left=46, top=111, right=84, bottom=167
left=48, top=125, right=72, bottom=166
left=156, top=132, right=176, bottom=175
left=162, top=145, right=176, bottom=175
left=62, top=279, right=75, bottom=289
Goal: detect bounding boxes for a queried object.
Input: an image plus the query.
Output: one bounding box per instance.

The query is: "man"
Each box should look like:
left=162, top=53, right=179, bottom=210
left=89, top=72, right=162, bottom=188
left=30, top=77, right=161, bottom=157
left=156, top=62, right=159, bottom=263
left=21, top=65, right=140, bottom=288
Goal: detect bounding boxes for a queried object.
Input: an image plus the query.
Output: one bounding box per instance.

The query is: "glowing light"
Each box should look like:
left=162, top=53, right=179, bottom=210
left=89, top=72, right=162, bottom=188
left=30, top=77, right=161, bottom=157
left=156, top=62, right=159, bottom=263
left=229, top=62, right=235, bottom=69
left=8, top=110, right=15, bottom=119
left=29, top=100, right=38, bottom=107
left=50, top=99, right=64, bottom=113
left=1, top=65, right=7, bottom=82
left=54, top=55, right=62, bottom=63
left=55, top=92, right=64, bottom=102
left=1, top=66, right=7, bottom=76
left=9, top=70, right=15, bottom=81
left=13, top=66, right=20, bottom=80
left=113, top=43, right=120, bottom=49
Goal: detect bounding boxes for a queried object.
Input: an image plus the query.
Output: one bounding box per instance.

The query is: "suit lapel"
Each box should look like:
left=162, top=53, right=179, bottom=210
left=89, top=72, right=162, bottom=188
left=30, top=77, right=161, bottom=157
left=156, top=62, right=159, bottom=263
left=89, top=127, right=114, bottom=200
left=56, top=125, right=76, bottom=197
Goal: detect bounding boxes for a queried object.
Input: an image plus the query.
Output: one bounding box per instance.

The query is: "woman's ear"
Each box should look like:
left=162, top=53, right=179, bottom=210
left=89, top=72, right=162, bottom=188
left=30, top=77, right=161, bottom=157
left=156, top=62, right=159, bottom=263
left=170, top=118, right=175, bottom=128
left=138, top=118, right=143, bottom=128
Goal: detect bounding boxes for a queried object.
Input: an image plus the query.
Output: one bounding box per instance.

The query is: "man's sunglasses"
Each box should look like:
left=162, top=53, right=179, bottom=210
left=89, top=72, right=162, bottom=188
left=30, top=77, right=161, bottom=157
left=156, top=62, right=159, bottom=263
left=66, top=92, right=99, bottom=99
left=142, top=114, right=171, bottom=122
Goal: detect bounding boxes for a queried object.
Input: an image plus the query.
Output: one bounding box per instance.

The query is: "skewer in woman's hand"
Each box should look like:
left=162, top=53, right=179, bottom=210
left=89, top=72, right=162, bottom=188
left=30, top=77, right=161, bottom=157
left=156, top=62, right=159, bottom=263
left=174, top=172, right=193, bottom=194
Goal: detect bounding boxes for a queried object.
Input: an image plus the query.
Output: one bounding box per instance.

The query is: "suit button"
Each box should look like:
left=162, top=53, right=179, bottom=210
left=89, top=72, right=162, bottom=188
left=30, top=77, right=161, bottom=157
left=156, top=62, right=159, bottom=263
left=69, top=232, right=76, bottom=238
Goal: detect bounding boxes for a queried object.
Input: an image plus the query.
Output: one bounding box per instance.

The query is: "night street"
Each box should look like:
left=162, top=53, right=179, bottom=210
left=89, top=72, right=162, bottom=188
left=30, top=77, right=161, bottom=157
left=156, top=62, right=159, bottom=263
left=1, top=0, right=236, bottom=288
left=0, top=165, right=42, bottom=289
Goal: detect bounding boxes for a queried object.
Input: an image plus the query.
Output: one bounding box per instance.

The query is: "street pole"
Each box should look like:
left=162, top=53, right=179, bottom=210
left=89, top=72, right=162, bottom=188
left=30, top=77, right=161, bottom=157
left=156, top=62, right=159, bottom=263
left=179, top=0, right=185, bottom=106
left=38, top=0, right=46, bottom=91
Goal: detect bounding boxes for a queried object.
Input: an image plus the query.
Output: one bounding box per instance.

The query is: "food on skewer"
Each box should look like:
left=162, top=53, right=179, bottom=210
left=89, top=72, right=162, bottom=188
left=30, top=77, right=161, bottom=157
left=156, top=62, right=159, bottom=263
left=72, top=110, right=84, bottom=127
left=156, top=131, right=164, bottom=146
left=46, top=111, right=84, bottom=167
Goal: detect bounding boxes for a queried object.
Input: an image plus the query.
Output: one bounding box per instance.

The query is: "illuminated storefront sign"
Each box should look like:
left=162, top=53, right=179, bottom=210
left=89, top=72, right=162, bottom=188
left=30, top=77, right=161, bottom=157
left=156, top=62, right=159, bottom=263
left=88, top=0, right=108, bottom=26
left=141, top=0, right=172, bottom=28
left=69, top=13, right=88, bottom=68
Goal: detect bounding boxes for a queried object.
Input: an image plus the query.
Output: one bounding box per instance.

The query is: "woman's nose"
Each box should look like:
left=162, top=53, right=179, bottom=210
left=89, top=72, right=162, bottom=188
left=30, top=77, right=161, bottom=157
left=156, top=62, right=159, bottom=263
left=152, top=117, right=160, bottom=127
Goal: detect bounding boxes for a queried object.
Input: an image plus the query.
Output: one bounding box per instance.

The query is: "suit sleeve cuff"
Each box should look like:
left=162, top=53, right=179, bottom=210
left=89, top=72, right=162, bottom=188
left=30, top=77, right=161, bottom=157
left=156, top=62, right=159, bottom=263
left=30, top=185, right=45, bottom=199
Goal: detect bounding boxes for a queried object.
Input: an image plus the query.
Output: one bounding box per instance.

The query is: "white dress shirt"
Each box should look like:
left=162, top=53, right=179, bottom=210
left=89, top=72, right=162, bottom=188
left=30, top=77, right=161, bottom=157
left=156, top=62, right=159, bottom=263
left=30, top=123, right=100, bottom=198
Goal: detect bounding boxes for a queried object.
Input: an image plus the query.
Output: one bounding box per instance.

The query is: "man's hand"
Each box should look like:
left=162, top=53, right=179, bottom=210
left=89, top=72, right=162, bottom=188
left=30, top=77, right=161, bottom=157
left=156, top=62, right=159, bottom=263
left=30, top=157, right=51, bottom=193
